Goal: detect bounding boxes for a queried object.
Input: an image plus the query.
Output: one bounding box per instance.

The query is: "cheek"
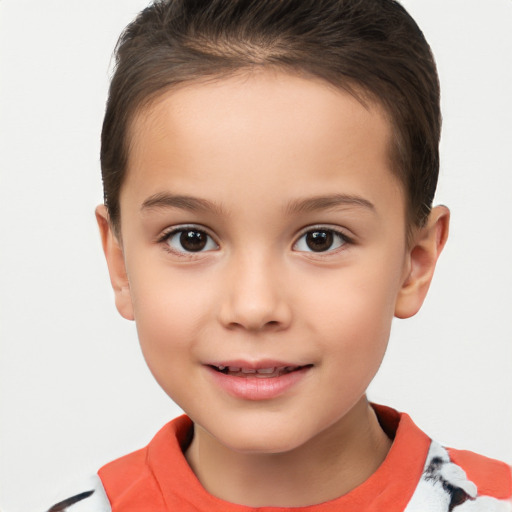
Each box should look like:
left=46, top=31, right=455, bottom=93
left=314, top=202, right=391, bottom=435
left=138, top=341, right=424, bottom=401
left=303, top=262, right=401, bottom=334
left=300, top=255, right=404, bottom=371
left=127, top=264, right=215, bottom=361
left=128, top=275, right=210, bottom=403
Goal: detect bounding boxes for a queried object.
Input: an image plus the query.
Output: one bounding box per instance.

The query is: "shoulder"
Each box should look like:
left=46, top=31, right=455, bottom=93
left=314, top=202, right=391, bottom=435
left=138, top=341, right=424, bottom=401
left=45, top=474, right=111, bottom=512
left=447, top=447, right=512, bottom=501
left=406, top=440, right=512, bottom=512
left=45, top=417, right=191, bottom=512
left=374, top=405, right=512, bottom=511
left=42, top=448, right=154, bottom=512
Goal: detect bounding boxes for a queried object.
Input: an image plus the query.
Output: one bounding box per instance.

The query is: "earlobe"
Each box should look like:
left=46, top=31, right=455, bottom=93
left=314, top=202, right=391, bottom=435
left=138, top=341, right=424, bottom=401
left=95, top=205, right=135, bottom=321
left=394, top=205, right=450, bottom=319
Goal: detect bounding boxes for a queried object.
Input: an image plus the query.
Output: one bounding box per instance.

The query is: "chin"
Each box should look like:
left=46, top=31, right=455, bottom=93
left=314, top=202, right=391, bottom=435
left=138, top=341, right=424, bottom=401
left=227, top=437, right=304, bottom=455
left=214, top=423, right=313, bottom=455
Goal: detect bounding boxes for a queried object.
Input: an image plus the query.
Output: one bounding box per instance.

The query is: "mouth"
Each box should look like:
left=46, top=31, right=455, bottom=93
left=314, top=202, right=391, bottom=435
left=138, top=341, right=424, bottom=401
left=208, top=364, right=312, bottom=378
left=205, top=362, right=313, bottom=400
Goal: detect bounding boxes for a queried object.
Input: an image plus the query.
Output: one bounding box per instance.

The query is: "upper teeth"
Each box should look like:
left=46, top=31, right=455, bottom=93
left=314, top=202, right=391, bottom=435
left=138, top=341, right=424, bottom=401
left=254, top=367, right=275, bottom=374
left=217, top=366, right=296, bottom=374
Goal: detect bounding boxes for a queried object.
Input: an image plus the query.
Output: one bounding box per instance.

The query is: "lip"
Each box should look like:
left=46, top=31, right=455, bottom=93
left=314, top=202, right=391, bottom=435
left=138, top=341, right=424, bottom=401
left=205, top=360, right=312, bottom=400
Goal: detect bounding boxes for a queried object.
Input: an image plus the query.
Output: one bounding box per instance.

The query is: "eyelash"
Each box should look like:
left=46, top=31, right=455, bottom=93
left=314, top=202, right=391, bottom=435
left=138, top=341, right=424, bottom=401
left=156, top=225, right=353, bottom=257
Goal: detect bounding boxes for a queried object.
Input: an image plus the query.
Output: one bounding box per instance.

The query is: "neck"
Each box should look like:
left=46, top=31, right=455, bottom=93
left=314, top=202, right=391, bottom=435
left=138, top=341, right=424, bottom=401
left=185, top=397, right=392, bottom=507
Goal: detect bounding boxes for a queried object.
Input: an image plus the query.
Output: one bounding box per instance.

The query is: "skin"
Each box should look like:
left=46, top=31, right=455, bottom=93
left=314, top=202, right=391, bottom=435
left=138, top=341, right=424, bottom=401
left=97, top=70, right=449, bottom=507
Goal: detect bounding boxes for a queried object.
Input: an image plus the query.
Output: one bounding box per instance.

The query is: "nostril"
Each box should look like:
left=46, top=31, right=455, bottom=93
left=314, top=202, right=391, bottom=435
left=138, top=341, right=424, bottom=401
left=218, top=292, right=292, bottom=332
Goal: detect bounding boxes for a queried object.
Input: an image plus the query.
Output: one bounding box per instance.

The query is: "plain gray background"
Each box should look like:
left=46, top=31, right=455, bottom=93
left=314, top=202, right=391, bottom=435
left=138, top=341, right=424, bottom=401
left=1, top=1, right=511, bottom=510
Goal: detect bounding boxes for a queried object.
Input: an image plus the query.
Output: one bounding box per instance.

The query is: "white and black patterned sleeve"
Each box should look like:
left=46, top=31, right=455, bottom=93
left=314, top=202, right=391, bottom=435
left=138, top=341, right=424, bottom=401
left=45, top=475, right=111, bottom=512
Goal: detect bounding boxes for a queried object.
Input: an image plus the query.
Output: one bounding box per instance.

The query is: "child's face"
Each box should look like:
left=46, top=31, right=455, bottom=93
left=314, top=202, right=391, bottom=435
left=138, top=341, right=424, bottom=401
left=101, top=71, right=421, bottom=453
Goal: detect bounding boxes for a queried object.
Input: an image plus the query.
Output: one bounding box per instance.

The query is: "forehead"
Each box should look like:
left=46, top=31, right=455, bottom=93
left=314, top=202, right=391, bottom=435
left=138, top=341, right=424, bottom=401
left=123, top=70, right=403, bottom=219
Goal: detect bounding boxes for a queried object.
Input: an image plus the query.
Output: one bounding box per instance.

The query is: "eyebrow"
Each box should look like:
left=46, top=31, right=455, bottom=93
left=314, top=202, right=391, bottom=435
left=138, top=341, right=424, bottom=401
left=286, top=194, right=375, bottom=215
left=140, top=192, right=375, bottom=217
left=141, top=193, right=225, bottom=215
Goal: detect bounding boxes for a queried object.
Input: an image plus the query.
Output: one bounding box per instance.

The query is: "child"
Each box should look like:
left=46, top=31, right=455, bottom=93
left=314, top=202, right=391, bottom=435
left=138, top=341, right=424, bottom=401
left=45, top=0, right=511, bottom=510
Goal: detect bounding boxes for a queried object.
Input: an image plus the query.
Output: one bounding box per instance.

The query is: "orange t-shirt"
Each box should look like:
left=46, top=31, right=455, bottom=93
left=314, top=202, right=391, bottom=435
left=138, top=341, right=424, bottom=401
left=48, top=405, right=512, bottom=511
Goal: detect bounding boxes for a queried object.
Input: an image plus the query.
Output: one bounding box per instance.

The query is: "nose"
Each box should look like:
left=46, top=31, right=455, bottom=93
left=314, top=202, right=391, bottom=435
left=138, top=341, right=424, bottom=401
left=218, top=253, right=292, bottom=332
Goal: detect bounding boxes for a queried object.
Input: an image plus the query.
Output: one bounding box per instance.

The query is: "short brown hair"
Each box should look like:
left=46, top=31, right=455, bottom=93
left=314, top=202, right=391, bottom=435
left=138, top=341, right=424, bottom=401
left=101, top=0, right=440, bottom=233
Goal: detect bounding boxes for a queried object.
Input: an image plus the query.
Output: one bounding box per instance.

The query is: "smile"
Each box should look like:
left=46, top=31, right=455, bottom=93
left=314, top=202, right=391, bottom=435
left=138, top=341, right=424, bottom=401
left=211, top=365, right=306, bottom=378
left=206, top=363, right=313, bottom=400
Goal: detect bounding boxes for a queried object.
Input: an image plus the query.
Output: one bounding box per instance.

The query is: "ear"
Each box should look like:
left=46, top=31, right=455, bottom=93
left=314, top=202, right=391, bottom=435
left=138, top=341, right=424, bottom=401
left=394, top=205, right=450, bottom=319
left=95, top=205, right=134, bottom=321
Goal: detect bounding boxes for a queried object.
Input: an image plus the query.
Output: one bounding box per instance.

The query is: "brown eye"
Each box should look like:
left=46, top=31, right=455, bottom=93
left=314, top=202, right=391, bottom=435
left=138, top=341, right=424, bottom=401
left=180, top=230, right=207, bottom=251
left=166, top=228, right=218, bottom=253
left=294, top=228, right=347, bottom=253
left=306, top=231, right=333, bottom=252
